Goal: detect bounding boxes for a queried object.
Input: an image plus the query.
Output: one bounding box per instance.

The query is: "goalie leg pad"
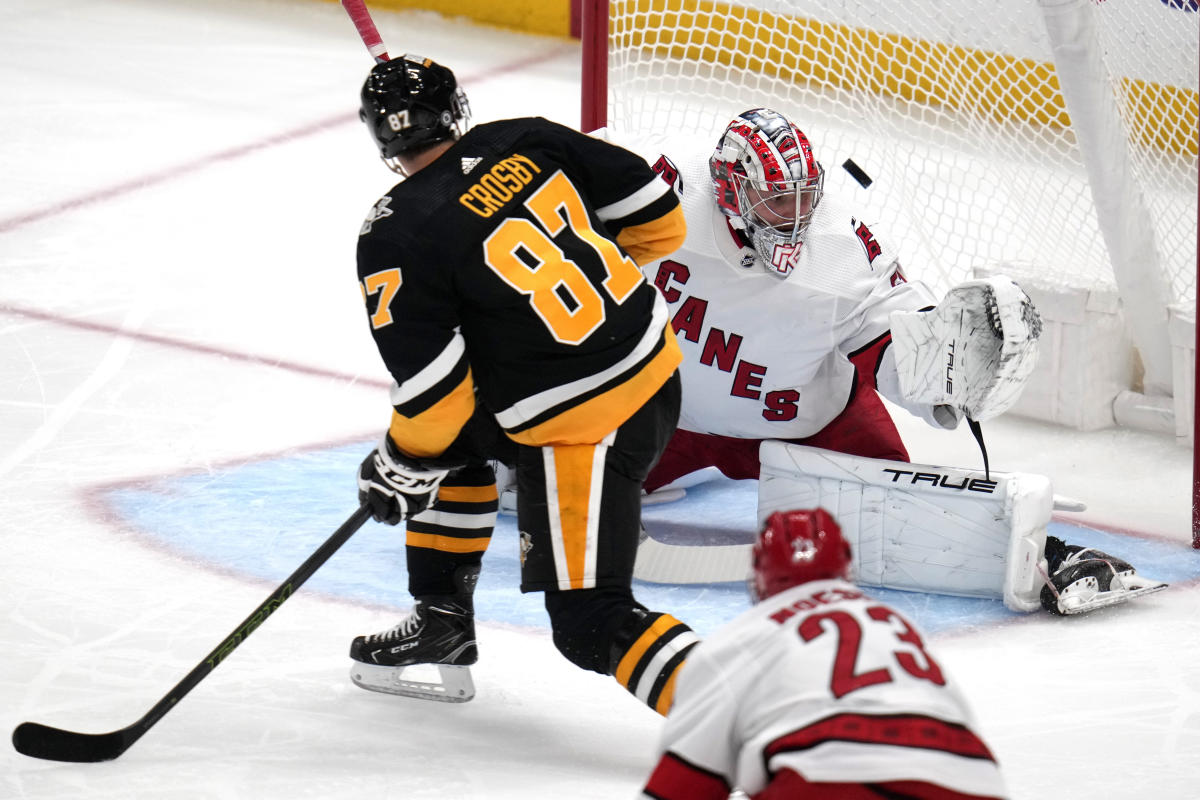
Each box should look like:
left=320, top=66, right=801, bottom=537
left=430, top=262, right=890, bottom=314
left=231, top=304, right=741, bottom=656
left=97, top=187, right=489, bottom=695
left=757, top=441, right=1052, bottom=612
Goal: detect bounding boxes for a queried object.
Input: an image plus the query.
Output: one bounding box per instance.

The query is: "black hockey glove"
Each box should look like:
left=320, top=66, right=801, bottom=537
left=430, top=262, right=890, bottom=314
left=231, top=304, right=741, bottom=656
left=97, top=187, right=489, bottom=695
left=357, top=435, right=450, bottom=525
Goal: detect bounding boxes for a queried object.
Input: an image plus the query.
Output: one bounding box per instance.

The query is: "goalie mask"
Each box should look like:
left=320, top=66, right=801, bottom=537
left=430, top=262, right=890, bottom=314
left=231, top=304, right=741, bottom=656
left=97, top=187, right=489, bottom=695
left=359, top=54, right=471, bottom=174
left=710, top=109, right=824, bottom=278
left=750, top=509, right=851, bottom=601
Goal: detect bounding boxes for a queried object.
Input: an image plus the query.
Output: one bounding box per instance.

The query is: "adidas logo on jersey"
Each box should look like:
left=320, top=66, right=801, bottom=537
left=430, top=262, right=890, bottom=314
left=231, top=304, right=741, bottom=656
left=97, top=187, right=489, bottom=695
left=461, top=157, right=483, bottom=175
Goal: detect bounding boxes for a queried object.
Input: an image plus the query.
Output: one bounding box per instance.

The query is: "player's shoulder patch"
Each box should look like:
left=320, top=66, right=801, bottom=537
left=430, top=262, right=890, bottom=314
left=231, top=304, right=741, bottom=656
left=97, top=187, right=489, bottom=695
left=360, top=195, right=394, bottom=235
left=850, top=216, right=883, bottom=265
left=652, top=153, right=685, bottom=198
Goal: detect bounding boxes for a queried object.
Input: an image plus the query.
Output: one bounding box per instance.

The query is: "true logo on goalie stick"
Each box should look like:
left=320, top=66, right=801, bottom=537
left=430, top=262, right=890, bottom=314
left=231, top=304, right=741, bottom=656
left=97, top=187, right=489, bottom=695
left=945, top=341, right=956, bottom=395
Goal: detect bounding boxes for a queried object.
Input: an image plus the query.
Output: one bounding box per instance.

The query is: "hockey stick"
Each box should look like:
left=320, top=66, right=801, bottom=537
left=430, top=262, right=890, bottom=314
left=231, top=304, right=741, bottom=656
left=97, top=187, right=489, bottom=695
left=634, top=485, right=751, bottom=584
left=11, top=505, right=373, bottom=763
left=341, top=0, right=390, bottom=63
left=634, top=529, right=751, bottom=584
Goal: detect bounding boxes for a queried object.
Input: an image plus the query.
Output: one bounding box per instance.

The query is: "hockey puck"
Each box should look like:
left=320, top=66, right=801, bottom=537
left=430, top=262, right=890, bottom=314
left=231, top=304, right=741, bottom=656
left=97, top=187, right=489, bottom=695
left=842, top=158, right=872, bottom=188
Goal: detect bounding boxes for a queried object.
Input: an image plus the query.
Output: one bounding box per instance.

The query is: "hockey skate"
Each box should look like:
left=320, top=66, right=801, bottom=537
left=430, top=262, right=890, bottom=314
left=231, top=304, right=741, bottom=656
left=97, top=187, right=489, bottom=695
left=349, top=566, right=479, bottom=702
left=1040, top=536, right=1167, bottom=616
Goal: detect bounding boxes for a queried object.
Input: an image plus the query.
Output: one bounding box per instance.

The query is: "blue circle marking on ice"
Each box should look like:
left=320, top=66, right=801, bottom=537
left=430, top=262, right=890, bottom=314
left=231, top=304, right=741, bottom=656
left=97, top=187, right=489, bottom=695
left=99, top=441, right=1200, bottom=637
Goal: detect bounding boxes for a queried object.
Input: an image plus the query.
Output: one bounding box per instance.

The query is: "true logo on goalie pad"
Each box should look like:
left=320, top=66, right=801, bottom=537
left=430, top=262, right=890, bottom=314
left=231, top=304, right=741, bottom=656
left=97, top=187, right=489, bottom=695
left=881, top=467, right=997, bottom=494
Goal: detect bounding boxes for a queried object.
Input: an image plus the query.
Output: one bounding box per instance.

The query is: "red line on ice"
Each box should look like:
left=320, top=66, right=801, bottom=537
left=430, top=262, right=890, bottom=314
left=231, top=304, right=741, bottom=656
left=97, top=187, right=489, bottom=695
left=0, top=46, right=573, bottom=235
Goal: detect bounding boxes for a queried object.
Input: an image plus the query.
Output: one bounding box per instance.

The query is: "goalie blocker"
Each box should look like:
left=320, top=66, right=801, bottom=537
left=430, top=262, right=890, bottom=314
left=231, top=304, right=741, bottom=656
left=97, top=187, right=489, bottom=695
left=758, top=442, right=1166, bottom=614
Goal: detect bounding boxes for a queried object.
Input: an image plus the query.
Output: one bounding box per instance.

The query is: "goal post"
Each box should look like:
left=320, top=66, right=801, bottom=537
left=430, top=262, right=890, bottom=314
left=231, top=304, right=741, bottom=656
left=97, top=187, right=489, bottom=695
left=580, top=0, right=1199, bottom=544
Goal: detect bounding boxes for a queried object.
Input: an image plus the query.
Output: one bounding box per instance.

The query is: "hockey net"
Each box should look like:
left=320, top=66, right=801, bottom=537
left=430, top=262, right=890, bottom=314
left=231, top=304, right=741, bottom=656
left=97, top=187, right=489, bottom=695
left=582, top=0, right=1198, bottom=438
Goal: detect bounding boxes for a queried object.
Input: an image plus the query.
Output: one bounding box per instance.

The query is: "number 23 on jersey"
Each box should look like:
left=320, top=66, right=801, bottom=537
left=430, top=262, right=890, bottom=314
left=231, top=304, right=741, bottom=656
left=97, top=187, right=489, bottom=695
left=798, top=604, right=946, bottom=699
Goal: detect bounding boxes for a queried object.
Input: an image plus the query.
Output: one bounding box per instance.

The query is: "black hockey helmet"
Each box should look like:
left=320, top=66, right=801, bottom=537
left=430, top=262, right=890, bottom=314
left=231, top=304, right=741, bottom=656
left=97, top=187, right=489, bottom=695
left=359, top=54, right=470, bottom=162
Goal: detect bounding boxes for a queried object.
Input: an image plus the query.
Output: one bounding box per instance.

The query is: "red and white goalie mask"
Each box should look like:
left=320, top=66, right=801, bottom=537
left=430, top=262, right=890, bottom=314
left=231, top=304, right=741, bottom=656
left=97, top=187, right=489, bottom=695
left=709, top=108, right=824, bottom=278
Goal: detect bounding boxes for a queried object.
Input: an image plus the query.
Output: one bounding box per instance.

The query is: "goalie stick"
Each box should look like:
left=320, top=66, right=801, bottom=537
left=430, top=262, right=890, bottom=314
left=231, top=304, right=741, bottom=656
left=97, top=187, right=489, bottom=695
left=11, top=505, right=372, bottom=763
left=341, top=0, right=390, bottom=63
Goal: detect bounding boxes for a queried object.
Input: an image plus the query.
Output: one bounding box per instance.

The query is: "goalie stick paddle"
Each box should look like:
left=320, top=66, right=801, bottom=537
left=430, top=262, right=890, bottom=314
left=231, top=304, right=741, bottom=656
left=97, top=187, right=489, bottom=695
left=341, top=0, right=390, bottom=63
left=11, top=504, right=373, bottom=763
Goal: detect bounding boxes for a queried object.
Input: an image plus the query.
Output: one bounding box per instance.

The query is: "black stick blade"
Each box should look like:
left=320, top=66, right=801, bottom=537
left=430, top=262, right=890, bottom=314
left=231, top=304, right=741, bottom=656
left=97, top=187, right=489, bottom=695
left=12, top=722, right=132, bottom=763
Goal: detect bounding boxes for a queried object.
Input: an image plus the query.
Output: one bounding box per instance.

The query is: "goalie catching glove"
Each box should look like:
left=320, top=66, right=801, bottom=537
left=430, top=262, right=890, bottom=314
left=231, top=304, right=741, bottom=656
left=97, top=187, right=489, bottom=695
left=890, top=275, right=1042, bottom=421
left=358, top=435, right=450, bottom=524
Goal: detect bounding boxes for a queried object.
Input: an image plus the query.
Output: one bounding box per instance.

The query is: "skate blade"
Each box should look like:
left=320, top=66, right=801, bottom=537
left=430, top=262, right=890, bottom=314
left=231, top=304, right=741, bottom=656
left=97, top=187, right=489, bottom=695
left=349, top=661, right=476, bottom=703
left=1058, top=578, right=1168, bottom=615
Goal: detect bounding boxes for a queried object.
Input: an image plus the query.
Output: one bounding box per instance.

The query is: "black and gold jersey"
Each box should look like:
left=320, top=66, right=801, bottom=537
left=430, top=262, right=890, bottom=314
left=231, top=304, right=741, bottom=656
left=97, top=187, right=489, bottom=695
left=356, top=117, right=687, bottom=458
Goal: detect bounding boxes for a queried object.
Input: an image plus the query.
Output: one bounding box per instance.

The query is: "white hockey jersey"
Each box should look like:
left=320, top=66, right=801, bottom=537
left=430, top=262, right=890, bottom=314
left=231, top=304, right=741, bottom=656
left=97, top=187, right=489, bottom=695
left=640, top=140, right=938, bottom=439
left=641, top=580, right=1007, bottom=799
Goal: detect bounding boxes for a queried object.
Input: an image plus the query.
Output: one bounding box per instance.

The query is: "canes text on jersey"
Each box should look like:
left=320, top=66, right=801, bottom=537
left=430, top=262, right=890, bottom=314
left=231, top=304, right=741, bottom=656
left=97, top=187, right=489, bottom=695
left=458, top=154, right=542, bottom=218
left=652, top=258, right=803, bottom=421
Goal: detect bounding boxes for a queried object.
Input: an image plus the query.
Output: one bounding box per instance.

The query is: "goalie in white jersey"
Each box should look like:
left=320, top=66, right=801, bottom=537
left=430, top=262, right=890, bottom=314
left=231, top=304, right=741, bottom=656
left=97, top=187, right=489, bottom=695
left=630, top=108, right=1165, bottom=616
left=641, top=509, right=1007, bottom=800
left=641, top=107, right=965, bottom=488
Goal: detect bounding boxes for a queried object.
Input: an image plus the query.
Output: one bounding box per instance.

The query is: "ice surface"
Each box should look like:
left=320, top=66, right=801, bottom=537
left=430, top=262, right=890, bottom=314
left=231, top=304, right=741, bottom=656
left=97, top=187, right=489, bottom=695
left=3, top=1, right=1198, bottom=798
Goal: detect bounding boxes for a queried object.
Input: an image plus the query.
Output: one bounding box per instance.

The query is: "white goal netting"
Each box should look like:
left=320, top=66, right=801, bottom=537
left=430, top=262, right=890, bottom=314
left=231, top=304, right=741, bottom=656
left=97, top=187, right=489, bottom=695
left=604, top=0, right=1198, bottom=395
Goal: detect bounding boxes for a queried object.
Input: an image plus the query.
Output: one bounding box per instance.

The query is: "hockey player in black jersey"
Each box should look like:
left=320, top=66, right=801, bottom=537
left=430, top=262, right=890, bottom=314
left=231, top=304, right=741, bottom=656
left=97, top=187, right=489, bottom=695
left=348, top=54, right=697, bottom=712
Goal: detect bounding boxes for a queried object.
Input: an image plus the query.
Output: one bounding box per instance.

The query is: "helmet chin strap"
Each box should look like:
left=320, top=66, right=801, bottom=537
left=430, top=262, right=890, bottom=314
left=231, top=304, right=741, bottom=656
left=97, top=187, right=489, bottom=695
left=382, top=155, right=408, bottom=176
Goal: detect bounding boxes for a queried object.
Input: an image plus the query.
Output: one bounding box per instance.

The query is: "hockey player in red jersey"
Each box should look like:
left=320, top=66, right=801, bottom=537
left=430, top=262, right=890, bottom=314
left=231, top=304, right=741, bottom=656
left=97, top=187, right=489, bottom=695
left=347, top=55, right=697, bottom=711
left=640, top=509, right=1008, bottom=800
left=628, top=108, right=1165, bottom=615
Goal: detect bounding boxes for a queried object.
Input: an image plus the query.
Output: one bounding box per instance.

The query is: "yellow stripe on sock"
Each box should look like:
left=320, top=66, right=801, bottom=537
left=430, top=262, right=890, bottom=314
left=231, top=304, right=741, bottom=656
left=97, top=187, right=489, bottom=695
left=614, top=614, right=682, bottom=688
left=653, top=662, right=684, bottom=716
left=406, top=531, right=491, bottom=553
left=437, top=483, right=499, bottom=503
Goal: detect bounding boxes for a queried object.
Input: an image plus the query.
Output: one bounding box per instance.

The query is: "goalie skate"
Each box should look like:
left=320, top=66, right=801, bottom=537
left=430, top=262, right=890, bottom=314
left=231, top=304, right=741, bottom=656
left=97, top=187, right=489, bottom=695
left=1040, top=538, right=1167, bottom=616
left=349, top=568, right=479, bottom=703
